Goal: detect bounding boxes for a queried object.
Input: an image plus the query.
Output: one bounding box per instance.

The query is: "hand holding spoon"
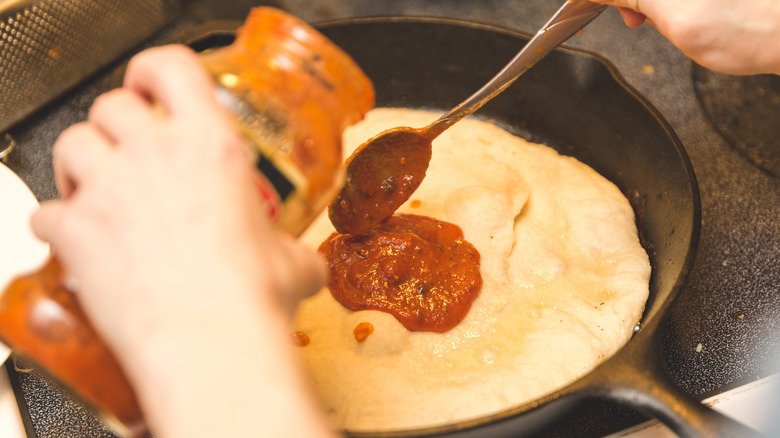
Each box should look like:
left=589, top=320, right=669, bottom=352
left=328, top=0, right=607, bottom=235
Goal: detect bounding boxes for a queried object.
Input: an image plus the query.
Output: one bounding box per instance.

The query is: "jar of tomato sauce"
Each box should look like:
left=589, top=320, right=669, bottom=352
left=0, top=7, right=374, bottom=437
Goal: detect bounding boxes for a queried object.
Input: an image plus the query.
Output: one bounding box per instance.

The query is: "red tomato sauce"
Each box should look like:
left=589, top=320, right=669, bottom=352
left=319, top=213, right=482, bottom=332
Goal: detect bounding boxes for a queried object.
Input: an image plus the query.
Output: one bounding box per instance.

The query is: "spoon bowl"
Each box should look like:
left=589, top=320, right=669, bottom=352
left=328, top=127, right=433, bottom=234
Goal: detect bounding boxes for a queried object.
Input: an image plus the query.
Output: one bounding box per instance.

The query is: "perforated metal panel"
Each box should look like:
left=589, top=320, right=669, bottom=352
left=0, top=0, right=180, bottom=132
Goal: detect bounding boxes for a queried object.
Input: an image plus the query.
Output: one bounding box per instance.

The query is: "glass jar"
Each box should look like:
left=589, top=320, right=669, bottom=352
left=0, top=7, right=374, bottom=436
left=201, top=7, right=374, bottom=235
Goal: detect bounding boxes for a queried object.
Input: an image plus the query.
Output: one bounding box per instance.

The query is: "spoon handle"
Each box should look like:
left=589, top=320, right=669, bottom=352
left=426, top=0, right=607, bottom=139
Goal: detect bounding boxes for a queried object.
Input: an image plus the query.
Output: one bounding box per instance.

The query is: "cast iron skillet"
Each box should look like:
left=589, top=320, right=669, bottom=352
left=158, top=16, right=761, bottom=438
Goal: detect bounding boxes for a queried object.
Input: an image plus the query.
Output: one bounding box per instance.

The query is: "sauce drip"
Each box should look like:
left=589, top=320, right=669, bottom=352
left=291, top=331, right=310, bottom=347
left=319, top=213, right=482, bottom=332
left=353, top=322, right=374, bottom=342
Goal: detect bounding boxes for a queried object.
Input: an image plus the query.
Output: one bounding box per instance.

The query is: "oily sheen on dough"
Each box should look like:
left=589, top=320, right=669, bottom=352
left=294, top=108, right=650, bottom=432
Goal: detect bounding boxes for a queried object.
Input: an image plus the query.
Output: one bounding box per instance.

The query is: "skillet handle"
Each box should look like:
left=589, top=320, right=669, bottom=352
left=578, top=327, right=767, bottom=437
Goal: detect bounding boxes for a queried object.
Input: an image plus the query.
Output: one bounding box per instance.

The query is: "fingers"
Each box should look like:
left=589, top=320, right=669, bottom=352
left=618, top=7, right=647, bottom=28
left=52, top=123, right=113, bottom=198
left=56, top=84, right=160, bottom=198
left=30, top=200, right=67, bottom=248
left=88, top=88, right=159, bottom=144
left=287, top=241, right=328, bottom=300
left=122, top=45, right=219, bottom=119
left=272, top=234, right=328, bottom=312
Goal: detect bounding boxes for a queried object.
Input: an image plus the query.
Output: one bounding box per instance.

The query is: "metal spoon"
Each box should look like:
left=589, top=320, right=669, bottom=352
left=327, top=0, right=607, bottom=235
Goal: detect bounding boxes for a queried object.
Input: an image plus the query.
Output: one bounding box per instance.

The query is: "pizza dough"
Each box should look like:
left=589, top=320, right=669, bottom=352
left=293, top=108, right=650, bottom=432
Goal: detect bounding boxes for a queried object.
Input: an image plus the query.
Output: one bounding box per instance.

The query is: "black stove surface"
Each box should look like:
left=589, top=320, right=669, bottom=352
left=693, top=68, right=780, bottom=178
left=3, top=1, right=779, bottom=437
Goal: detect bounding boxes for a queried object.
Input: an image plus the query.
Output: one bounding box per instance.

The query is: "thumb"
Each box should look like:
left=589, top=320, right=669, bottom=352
left=618, top=7, right=647, bottom=28
left=30, top=200, right=67, bottom=248
left=591, top=1, right=648, bottom=28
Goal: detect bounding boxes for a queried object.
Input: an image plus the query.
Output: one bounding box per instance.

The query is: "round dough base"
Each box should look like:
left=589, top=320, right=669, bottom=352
left=294, top=108, right=650, bottom=432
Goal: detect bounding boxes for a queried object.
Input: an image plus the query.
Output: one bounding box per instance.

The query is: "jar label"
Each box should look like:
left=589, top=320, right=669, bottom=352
left=256, top=153, right=294, bottom=202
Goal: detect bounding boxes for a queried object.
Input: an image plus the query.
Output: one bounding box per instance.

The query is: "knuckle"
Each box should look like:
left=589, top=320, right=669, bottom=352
left=53, top=124, right=87, bottom=155
left=89, top=89, right=128, bottom=118
left=128, top=44, right=199, bottom=82
left=659, top=6, right=710, bottom=49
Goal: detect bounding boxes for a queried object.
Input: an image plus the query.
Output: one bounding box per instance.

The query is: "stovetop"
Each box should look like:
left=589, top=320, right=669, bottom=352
left=2, top=1, right=779, bottom=437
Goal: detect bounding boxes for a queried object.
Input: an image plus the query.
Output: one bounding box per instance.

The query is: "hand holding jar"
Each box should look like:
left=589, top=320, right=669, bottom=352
left=30, top=44, right=334, bottom=438
left=0, top=7, right=373, bottom=436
